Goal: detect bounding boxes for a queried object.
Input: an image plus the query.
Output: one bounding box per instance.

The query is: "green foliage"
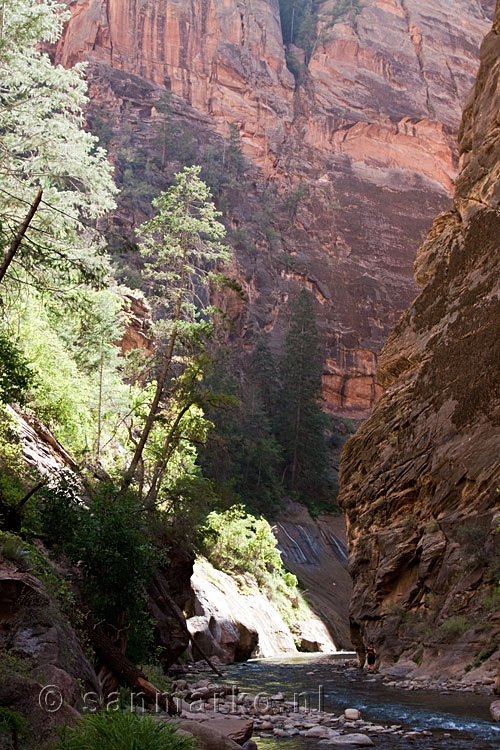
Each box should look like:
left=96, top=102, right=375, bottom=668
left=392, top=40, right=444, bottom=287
left=138, top=165, right=228, bottom=320
left=0, top=707, right=27, bottom=747
left=482, top=585, right=500, bottom=611
left=471, top=638, right=498, bottom=669
left=277, top=289, right=330, bottom=500
left=35, top=474, right=158, bottom=661
left=0, top=531, right=31, bottom=567
left=203, top=505, right=285, bottom=585
left=0, top=0, right=117, bottom=290
left=201, top=505, right=310, bottom=625
left=0, top=334, right=35, bottom=405
left=456, top=523, right=491, bottom=569
left=0, top=407, right=31, bottom=518
left=328, top=0, right=364, bottom=26
left=227, top=124, right=246, bottom=177
left=56, top=711, right=196, bottom=750
left=436, top=616, right=472, bottom=641
left=16, top=300, right=94, bottom=450
left=278, top=0, right=317, bottom=59
left=0, top=647, right=32, bottom=680
left=201, top=297, right=335, bottom=515
left=198, top=342, right=284, bottom=517
left=283, top=183, right=309, bottom=219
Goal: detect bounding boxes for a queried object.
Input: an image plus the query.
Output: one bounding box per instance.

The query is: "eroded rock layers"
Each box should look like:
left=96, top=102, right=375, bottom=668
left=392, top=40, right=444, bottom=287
left=339, top=5, right=500, bottom=683
left=55, top=0, right=491, bottom=415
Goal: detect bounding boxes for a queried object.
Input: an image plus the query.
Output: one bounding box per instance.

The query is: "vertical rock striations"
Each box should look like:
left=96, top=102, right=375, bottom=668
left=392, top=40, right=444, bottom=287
left=339, top=4, right=500, bottom=683
left=55, top=0, right=491, bottom=415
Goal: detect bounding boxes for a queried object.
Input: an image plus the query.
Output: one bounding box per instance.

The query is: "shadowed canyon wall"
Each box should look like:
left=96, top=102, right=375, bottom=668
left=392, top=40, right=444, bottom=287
left=339, top=3, right=500, bottom=685
left=55, top=0, right=492, bottom=416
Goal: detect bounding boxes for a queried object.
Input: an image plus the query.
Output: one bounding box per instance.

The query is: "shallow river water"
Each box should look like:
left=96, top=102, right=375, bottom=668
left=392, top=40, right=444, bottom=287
left=203, top=653, right=500, bottom=750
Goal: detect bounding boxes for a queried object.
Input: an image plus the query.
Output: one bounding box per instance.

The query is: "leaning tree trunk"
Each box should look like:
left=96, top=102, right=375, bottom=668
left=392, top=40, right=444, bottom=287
left=0, top=189, right=43, bottom=285
left=84, top=617, right=179, bottom=714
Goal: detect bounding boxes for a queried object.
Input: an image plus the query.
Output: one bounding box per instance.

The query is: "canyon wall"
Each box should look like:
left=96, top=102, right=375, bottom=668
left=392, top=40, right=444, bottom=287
left=275, top=501, right=352, bottom=648
left=55, top=0, right=491, bottom=416
left=339, top=4, right=500, bottom=685
left=186, top=558, right=335, bottom=663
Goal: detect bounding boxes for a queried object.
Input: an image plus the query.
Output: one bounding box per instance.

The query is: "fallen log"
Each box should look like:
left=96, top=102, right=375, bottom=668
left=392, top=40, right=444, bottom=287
left=84, top=617, right=178, bottom=714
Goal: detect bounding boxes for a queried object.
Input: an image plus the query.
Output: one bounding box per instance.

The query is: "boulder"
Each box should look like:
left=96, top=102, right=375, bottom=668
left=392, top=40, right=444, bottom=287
left=177, top=718, right=252, bottom=750
left=330, top=735, right=373, bottom=746
left=305, top=725, right=328, bottom=737
left=344, top=709, right=361, bottom=721
left=490, top=700, right=500, bottom=721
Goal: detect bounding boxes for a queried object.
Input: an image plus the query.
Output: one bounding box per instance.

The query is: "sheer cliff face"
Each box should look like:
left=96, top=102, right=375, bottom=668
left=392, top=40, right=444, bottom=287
left=339, top=5, right=500, bottom=682
left=56, top=0, right=490, bottom=416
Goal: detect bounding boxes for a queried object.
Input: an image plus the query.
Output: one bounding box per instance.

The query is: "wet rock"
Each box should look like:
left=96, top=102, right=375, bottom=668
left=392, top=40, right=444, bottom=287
left=330, top=735, right=373, bottom=746
left=305, top=725, right=328, bottom=737
left=490, top=700, right=500, bottom=721
left=344, top=709, right=361, bottom=721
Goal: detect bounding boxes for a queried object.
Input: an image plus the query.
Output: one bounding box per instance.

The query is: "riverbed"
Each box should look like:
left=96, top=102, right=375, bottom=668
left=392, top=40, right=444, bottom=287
left=199, top=653, right=500, bottom=749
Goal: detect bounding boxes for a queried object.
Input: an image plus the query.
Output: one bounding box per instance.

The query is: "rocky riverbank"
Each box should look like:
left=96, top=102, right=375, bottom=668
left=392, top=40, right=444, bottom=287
left=170, top=669, right=480, bottom=747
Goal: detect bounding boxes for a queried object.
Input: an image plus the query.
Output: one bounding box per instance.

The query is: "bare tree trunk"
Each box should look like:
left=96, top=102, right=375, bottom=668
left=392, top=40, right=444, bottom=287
left=95, top=351, right=104, bottom=460
left=121, top=247, right=188, bottom=493
left=85, top=617, right=179, bottom=713
left=0, top=189, right=43, bottom=285
left=145, top=403, right=192, bottom=506
left=152, top=574, right=223, bottom=677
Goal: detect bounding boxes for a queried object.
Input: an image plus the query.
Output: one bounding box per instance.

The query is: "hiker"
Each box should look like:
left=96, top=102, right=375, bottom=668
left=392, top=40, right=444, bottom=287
left=366, top=645, right=377, bottom=673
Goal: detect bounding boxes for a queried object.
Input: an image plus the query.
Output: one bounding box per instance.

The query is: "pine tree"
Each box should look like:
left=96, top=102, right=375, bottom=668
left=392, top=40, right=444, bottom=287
left=278, top=288, right=329, bottom=496
left=121, top=166, right=230, bottom=491
left=227, top=123, right=246, bottom=177
left=0, top=0, right=116, bottom=290
left=249, top=335, right=279, bottom=418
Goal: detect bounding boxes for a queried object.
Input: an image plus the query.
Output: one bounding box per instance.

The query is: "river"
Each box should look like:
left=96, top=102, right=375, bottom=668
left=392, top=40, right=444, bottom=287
left=203, top=653, right=500, bottom=749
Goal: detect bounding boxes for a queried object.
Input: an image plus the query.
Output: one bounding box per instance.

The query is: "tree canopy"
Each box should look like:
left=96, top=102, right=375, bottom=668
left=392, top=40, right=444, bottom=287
left=0, top=0, right=117, bottom=290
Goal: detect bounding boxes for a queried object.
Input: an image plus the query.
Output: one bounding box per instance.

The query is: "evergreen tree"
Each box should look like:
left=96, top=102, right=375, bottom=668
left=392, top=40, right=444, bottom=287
left=197, top=344, right=283, bottom=516
left=0, top=0, right=116, bottom=290
left=249, top=335, right=280, bottom=422
left=278, top=0, right=316, bottom=52
left=153, top=92, right=177, bottom=169
left=227, top=123, right=246, bottom=177
left=121, top=166, right=230, bottom=491
left=278, top=289, right=329, bottom=497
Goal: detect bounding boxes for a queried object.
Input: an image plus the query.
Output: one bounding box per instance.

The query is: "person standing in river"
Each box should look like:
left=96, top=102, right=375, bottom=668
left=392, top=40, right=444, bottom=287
left=366, top=646, right=377, bottom=673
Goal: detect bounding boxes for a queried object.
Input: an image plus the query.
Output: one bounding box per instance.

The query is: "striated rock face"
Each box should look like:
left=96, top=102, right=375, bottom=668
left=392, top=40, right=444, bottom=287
left=187, top=558, right=335, bottom=663
left=0, top=559, right=98, bottom=732
left=55, top=0, right=491, bottom=415
left=275, top=502, right=352, bottom=649
left=339, top=5, right=500, bottom=683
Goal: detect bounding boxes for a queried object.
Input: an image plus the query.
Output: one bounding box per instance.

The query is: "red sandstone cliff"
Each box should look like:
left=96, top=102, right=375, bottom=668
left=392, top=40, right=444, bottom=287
left=339, top=4, right=500, bottom=686
left=55, top=0, right=491, bottom=416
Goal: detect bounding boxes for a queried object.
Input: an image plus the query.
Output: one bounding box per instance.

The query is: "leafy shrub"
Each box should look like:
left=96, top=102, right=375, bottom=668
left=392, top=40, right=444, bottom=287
left=483, top=586, right=500, bottom=611
left=436, top=616, right=472, bottom=641
left=472, top=638, right=498, bottom=669
left=0, top=647, right=32, bottom=680
left=35, top=474, right=158, bottom=662
left=329, top=0, right=364, bottom=25
left=456, top=523, right=490, bottom=568
left=0, top=532, right=31, bottom=567
left=56, top=711, right=196, bottom=750
left=202, top=505, right=287, bottom=586
left=0, top=707, right=27, bottom=748
left=0, top=333, right=35, bottom=405
left=201, top=505, right=311, bottom=625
